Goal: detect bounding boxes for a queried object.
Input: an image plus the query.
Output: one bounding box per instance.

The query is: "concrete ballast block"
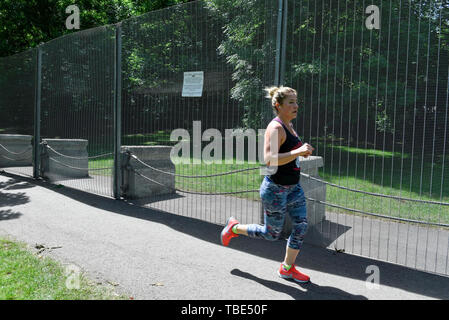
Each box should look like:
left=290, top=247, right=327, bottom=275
left=41, top=139, right=89, bottom=179
left=121, top=146, right=175, bottom=199
left=283, top=156, right=326, bottom=233
left=0, top=134, right=33, bottom=167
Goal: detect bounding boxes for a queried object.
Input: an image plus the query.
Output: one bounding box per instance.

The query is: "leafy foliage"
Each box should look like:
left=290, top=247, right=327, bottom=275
left=286, top=0, right=449, bottom=151
left=0, top=0, right=194, bottom=57
left=1, top=0, right=448, bottom=151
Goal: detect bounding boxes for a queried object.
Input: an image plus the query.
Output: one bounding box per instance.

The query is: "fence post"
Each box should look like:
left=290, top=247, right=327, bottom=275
left=113, top=23, right=122, bottom=199
left=280, top=0, right=288, bottom=86
left=274, top=0, right=288, bottom=86
left=33, top=46, right=42, bottom=180
left=274, top=0, right=283, bottom=87
left=261, top=0, right=288, bottom=224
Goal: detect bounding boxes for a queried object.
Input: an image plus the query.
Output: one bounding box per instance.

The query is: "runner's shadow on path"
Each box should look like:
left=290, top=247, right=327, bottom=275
left=3, top=172, right=449, bottom=300
left=230, top=269, right=367, bottom=300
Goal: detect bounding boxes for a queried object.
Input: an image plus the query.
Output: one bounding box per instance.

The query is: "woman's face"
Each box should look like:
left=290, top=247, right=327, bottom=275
left=278, top=93, right=299, bottom=120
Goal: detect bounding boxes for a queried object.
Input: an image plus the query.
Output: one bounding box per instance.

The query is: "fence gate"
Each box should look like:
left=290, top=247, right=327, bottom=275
left=0, top=50, right=36, bottom=178
left=38, top=26, right=117, bottom=198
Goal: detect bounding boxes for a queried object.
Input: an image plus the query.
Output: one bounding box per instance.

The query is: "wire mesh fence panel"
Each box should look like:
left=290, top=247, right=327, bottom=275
left=2, top=0, right=449, bottom=278
left=120, top=0, right=279, bottom=225
left=39, top=26, right=116, bottom=198
left=285, top=0, right=449, bottom=275
left=0, top=49, right=36, bottom=178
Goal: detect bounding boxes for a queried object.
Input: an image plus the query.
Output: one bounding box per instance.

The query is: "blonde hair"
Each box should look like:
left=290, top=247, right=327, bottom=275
left=264, top=86, right=297, bottom=114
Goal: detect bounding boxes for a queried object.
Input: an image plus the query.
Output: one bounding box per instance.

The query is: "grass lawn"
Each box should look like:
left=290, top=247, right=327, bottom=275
left=0, top=238, right=126, bottom=300
left=88, top=157, right=114, bottom=176
left=175, top=160, right=264, bottom=201
left=86, top=138, right=449, bottom=226
left=316, top=141, right=449, bottom=225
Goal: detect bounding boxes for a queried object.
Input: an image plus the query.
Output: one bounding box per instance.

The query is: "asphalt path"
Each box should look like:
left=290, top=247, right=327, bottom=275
left=1, top=171, right=449, bottom=300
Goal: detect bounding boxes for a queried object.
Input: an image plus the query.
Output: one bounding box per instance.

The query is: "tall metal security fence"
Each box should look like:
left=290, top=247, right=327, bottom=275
left=285, top=0, right=449, bottom=275
left=39, top=25, right=117, bottom=198
left=119, top=0, right=279, bottom=225
left=0, top=49, right=36, bottom=178
left=0, top=0, right=449, bottom=277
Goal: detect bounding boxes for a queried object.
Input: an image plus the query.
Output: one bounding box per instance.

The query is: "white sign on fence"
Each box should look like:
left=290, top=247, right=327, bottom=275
left=182, top=71, right=204, bottom=97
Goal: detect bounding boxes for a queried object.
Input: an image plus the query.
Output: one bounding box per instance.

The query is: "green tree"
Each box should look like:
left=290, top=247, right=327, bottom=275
left=0, top=0, right=194, bottom=140
left=205, top=0, right=279, bottom=129
left=206, top=0, right=448, bottom=152
left=286, top=0, right=449, bottom=153
left=0, top=0, right=194, bottom=57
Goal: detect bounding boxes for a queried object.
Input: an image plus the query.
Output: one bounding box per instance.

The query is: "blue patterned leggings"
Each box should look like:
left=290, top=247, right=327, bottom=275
left=246, top=176, right=308, bottom=250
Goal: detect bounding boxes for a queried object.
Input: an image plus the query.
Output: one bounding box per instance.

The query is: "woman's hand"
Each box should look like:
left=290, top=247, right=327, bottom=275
left=296, top=143, right=314, bottom=158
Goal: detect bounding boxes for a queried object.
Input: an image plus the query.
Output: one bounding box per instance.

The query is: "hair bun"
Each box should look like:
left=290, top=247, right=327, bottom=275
left=263, top=86, right=297, bottom=115
left=264, top=86, right=279, bottom=98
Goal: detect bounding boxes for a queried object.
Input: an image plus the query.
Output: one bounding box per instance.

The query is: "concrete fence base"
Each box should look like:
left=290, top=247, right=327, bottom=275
left=121, top=146, right=175, bottom=199
left=0, top=134, right=33, bottom=167
left=41, top=139, right=89, bottom=180
left=282, top=156, right=326, bottom=235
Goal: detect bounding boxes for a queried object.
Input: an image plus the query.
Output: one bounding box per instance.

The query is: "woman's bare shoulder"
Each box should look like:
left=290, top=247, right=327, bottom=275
left=266, top=121, right=286, bottom=139
left=266, top=120, right=284, bottom=131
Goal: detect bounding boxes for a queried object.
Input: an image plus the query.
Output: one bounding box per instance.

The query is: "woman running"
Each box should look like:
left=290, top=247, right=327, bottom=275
left=220, top=86, right=314, bottom=283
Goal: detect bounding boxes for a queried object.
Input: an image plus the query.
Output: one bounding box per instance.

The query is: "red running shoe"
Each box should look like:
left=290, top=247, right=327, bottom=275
left=278, top=264, right=310, bottom=283
left=220, top=217, right=240, bottom=246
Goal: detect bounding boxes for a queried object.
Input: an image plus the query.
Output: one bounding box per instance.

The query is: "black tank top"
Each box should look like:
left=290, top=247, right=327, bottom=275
left=268, top=118, right=303, bottom=185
